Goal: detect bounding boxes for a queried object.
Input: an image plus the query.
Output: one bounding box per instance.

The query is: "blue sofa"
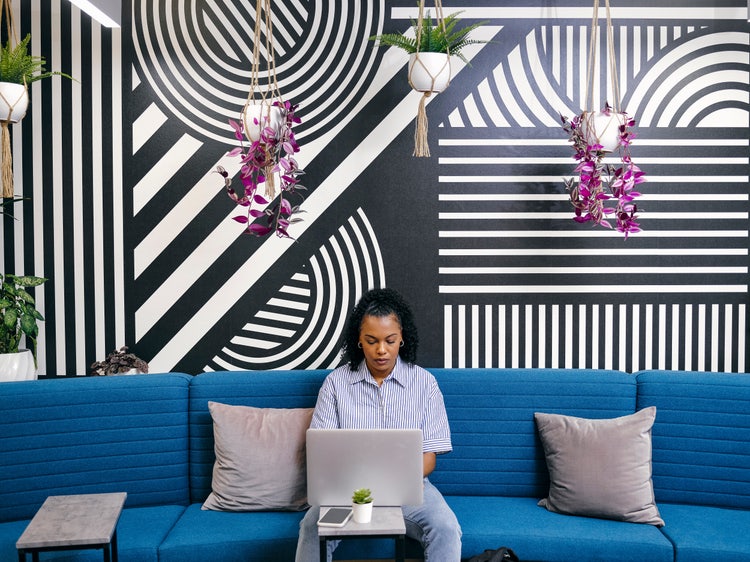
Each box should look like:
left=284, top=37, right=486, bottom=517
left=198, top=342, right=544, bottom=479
left=1, top=368, right=748, bottom=562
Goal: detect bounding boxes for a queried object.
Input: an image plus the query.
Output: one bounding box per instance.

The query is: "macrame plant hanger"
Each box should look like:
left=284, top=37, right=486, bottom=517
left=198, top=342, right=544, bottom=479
left=583, top=0, right=621, bottom=144
left=408, top=0, right=450, bottom=157
left=242, top=0, right=282, bottom=199
left=0, top=0, right=24, bottom=198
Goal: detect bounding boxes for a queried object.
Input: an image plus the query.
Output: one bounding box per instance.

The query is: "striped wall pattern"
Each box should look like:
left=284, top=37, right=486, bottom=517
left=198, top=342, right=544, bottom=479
left=444, top=302, right=747, bottom=372
left=206, top=208, right=386, bottom=371
left=0, top=0, right=122, bottom=376
left=0, top=1, right=747, bottom=376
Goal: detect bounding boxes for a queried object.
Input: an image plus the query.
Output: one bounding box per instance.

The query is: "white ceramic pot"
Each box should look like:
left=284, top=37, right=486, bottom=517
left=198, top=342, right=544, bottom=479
left=241, top=101, right=284, bottom=143
left=0, top=82, right=29, bottom=123
left=351, top=501, right=373, bottom=524
left=581, top=110, right=626, bottom=152
left=0, top=349, right=37, bottom=382
left=408, top=52, right=451, bottom=93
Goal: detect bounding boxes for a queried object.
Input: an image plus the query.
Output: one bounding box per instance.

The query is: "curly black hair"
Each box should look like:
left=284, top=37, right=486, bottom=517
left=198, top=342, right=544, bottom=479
left=340, top=288, right=419, bottom=370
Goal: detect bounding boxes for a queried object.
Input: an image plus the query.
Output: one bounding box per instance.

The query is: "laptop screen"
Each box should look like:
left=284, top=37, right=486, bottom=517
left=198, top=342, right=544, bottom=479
left=306, top=428, right=424, bottom=507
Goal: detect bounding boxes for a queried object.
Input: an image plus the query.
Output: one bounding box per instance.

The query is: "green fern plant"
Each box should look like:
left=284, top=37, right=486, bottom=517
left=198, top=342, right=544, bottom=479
left=0, top=34, right=73, bottom=84
left=369, top=11, right=488, bottom=65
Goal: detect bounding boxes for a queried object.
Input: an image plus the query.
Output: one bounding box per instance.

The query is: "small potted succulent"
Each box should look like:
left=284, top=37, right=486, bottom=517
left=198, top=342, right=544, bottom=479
left=351, top=487, right=374, bottom=524
left=0, top=273, right=45, bottom=381
left=561, top=103, right=644, bottom=238
left=90, top=346, right=149, bottom=376
left=369, top=10, right=488, bottom=93
left=218, top=99, right=306, bottom=239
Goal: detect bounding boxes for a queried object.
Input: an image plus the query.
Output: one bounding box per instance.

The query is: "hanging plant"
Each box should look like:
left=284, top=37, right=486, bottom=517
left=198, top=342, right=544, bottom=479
left=561, top=103, right=643, bottom=237
left=218, top=0, right=306, bottom=238
left=0, top=0, right=74, bottom=199
left=218, top=100, right=305, bottom=238
left=561, top=0, right=644, bottom=238
left=370, top=2, right=488, bottom=157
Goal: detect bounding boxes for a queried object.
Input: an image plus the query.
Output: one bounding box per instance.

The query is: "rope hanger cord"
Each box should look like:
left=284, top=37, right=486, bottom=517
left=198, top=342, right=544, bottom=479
left=245, top=0, right=282, bottom=108
left=411, top=0, right=450, bottom=158
left=584, top=0, right=621, bottom=113
left=0, top=0, right=24, bottom=198
left=242, top=0, right=284, bottom=197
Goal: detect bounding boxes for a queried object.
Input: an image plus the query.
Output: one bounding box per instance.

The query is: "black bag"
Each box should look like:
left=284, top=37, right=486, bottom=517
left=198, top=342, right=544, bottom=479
left=466, top=546, right=520, bottom=562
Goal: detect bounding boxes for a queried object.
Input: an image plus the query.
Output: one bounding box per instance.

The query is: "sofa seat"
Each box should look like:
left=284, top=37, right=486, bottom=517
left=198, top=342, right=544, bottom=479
left=1, top=505, right=185, bottom=562
left=657, top=503, right=750, bottom=562
left=158, top=503, right=305, bottom=562
left=446, top=496, right=674, bottom=562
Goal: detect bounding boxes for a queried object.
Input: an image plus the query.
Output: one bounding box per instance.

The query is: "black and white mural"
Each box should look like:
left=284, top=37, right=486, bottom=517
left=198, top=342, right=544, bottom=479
left=3, top=0, right=749, bottom=376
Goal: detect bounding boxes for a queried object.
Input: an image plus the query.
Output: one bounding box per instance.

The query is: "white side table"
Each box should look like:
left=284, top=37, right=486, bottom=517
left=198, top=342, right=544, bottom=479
left=16, top=492, right=127, bottom=562
left=317, top=506, right=406, bottom=562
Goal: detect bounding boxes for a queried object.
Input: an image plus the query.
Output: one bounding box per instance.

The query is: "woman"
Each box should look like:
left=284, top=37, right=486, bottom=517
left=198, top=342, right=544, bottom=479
left=295, top=288, right=462, bottom=561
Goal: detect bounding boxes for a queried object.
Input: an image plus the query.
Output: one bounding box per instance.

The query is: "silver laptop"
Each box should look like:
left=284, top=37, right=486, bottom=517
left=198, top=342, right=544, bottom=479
left=306, top=428, right=424, bottom=507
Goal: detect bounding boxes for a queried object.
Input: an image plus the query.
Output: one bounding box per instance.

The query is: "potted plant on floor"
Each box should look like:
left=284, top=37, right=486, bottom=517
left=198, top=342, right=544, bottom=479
left=0, top=273, right=45, bottom=381
left=90, top=346, right=149, bottom=376
left=351, top=488, right=374, bottom=524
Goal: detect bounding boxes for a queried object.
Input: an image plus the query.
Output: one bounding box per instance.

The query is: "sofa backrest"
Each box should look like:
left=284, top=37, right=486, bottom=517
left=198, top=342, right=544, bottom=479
left=427, top=368, right=638, bottom=498
left=636, top=370, right=750, bottom=510
left=188, top=370, right=329, bottom=503
left=0, top=374, right=192, bottom=522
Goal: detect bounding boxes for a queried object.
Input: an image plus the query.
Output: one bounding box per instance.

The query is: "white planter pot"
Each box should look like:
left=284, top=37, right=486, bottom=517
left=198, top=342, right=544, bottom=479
left=242, top=101, right=284, bottom=143
left=0, top=82, right=29, bottom=123
left=408, top=52, right=451, bottom=93
left=351, top=502, right=373, bottom=524
left=581, top=110, right=626, bottom=153
left=0, top=349, right=37, bottom=382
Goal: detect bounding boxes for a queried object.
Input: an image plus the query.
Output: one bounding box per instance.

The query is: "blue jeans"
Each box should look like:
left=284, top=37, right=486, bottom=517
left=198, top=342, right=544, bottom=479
left=295, top=478, right=462, bottom=561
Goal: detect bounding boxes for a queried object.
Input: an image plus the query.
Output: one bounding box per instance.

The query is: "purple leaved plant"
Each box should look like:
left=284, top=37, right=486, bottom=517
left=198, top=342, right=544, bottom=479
left=218, top=100, right=306, bottom=239
left=561, top=103, right=644, bottom=238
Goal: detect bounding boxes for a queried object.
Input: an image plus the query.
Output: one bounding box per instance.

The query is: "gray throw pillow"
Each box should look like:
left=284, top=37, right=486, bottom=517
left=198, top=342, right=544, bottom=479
left=534, top=406, right=664, bottom=526
left=202, top=401, right=313, bottom=512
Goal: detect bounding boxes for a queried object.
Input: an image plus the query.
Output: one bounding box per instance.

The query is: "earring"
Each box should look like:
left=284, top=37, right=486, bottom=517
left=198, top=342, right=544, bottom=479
left=357, top=342, right=362, bottom=349
left=400, top=340, right=404, bottom=347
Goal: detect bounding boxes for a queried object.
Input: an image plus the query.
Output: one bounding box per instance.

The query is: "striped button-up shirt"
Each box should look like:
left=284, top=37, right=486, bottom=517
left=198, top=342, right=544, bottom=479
left=310, top=357, right=452, bottom=454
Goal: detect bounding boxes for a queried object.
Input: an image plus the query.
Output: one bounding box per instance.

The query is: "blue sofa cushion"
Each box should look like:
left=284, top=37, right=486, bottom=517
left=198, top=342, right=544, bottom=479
left=188, top=370, right=329, bottom=503
left=636, top=370, right=750, bottom=509
left=0, top=374, right=192, bottom=522
left=1, top=505, right=185, bottom=562
left=427, top=369, right=637, bottom=498
left=447, top=496, right=674, bottom=562
left=658, top=503, right=750, bottom=562
left=160, top=504, right=419, bottom=562
left=158, top=503, right=304, bottom=562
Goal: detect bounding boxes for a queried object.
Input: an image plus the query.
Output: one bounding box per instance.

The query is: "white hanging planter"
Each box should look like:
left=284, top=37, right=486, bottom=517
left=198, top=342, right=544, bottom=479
left=408, top=52, right=451, bottom=94
left=581, top=109, right=627, bottom=153
left=241, top=100, right=284, bottom=143
left=0, top=82, right=28, bottom=123
left=351, top=501, right=373, bottom=524
left=0, top=349, right=37, bottom=382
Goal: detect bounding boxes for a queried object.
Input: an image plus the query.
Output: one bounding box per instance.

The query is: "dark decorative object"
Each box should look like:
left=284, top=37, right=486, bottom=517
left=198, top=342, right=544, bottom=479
left=90, top=346, right=149, bottom=376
